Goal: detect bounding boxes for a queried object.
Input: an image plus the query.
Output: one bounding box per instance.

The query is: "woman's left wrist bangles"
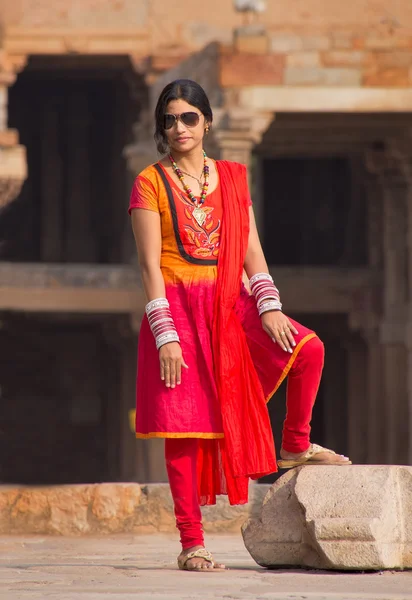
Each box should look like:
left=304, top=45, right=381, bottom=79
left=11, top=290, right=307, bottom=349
left=146, top=298, right=180, bottom=350
left=249, top=273, right=282, bottom=316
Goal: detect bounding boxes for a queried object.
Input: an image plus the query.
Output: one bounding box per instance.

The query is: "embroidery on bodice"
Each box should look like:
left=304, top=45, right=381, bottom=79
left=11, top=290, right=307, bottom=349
left=176, top=190, right=221, bottom=259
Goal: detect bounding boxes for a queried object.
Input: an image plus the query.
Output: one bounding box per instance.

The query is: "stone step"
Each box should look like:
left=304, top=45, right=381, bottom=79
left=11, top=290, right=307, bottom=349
left=0, top=482, right=270, bottom=536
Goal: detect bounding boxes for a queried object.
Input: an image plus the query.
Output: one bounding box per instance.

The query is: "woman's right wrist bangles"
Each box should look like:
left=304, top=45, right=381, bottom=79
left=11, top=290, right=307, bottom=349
left=249, top=273, right=283, bottom=316
left=146, top=298, right=180, bottom=350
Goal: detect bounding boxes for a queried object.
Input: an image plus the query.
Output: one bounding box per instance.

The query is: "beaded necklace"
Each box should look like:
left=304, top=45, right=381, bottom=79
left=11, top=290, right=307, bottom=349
left=169, top=151, right=209, bottom=226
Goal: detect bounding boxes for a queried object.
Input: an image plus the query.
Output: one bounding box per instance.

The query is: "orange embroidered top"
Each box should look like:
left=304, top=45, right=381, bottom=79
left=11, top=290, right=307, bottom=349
left=129, top=163, right=224, bottom=285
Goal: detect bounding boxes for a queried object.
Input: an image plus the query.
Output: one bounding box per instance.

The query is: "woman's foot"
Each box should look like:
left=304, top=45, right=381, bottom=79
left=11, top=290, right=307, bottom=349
left=177, top=545, right=226, bottom=571
left=278, top=443, right=351, bottom=468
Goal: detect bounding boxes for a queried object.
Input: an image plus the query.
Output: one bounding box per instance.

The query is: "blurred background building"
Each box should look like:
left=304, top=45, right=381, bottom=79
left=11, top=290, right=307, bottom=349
left=1, top=0, right=412, bottom=485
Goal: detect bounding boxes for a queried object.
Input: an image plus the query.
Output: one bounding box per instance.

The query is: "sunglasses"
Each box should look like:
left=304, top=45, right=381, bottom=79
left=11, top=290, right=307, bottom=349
left=164, top=112, right=201, bottom=130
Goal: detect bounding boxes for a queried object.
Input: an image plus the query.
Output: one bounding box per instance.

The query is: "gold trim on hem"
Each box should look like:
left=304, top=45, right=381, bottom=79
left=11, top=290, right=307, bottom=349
left=265, top=333, right=317, bottom=403
left=135, top=432, right=225, bottom=439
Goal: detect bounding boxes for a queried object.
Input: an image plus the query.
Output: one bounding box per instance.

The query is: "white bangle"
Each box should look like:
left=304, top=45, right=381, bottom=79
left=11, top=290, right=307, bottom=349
left=249, top=272, right=274, bottom=287
left=146, top=297, right=169, bottom=314
left=156, top=331, right=180, bottom=350
left=258, top=299, right=283, bottom=316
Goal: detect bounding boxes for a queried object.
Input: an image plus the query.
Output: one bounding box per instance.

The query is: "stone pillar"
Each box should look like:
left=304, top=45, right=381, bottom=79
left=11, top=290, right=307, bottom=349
left=348, top=154, right=383, bottom=464
left=0, top=51, right=27, bottom=208
left=209, top=108, right=274, bottom=233
left=364, top=326, right=385, bottom=463
left=381, top=178, right=408, bottom=465
left=211, top=109, right=272, bottom=161
left=348, top=293, right=383, bottom=464
left=346, top=335, right=368, bottom=464
left=363, top=146, right=408, bottom=465
left=391, top=136, right=412, bottom=465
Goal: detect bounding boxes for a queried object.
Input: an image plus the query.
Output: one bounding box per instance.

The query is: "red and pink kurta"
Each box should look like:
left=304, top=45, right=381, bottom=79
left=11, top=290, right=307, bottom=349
left=129, top=160, right=316, bottom=504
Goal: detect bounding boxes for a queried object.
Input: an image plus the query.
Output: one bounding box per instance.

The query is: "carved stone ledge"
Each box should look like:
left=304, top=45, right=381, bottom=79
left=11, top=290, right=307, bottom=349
left=365, top=137, right=412, bottom=185
left=0, top=51, right=27, bottom=85
left=364, top=147, right=405, bottom=184
left=213, top=107, right=273, bottom=143
left=0, top=130, right=19, bottom=146
left=210, top=107, right=274, bottom=166
left=0, top=144, right=27, bottom=207
left=211, top=131, right=256, bottom=165
left=3, top=28, right=148, bottom=56
left=0, top=178, right=24, bottom=208
left=0, top=49, right=28, bottom=206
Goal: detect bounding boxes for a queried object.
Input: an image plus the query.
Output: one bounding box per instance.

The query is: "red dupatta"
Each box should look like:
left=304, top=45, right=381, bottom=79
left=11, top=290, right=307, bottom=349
left=197, top=161, right=278, bottom=506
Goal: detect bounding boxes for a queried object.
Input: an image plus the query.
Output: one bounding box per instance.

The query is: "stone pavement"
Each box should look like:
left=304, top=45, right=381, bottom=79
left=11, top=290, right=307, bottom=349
left=0, top=534, right=411, bottom=600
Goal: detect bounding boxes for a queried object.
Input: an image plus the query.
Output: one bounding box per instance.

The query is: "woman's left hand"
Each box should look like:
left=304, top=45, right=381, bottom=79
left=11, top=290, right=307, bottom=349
left=261, top=311, right=299, bottom=353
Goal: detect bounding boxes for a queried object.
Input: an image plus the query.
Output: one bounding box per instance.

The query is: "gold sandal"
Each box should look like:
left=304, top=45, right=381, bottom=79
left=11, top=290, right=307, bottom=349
left=278, top=443, right=352, bottom=469
left=177, top=548, right=226, bottom=571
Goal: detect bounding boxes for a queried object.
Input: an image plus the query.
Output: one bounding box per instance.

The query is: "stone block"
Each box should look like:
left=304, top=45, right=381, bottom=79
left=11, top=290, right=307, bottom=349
left=393, top=36, right=412, bottom=49
left=363, top=66, right=410, bottom=87
left=331, top=31, right=354, bottom=49
left=373, top=51, right=412, bottom=68
left=352, top=37, right=366, bottom=50
left=322, top=51, right=368, bottom=67
left=48, top=485, right=94, bottom=535
left=270, top=34, right=330, bottom=53
left=301, top=36, right=331, bottom=51
left=220, top=54, right=284, bottom=87
left=131, top=484, right=176, bottom=533
left=241, top=465, right=412, bottom=571
left=90, top=483, right=142, bottom=533
left=183, top=22, right=233, bottom=48
left=0, top=484, right=141, bottom=535
left=234, top=33, right=269, bottom=55
left=8, top=489, right=51, bottom=534
left=284, top=66, right=361, bottom=86
left=270, top=34, right=303, bottom=53
left=365, top=36, right=400, bottom=50
left=286, top=52, right=320, bottom=68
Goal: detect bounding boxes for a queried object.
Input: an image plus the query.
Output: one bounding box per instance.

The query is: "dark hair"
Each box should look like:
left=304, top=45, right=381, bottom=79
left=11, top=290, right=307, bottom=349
left=154, top=79, right=213, bottom=154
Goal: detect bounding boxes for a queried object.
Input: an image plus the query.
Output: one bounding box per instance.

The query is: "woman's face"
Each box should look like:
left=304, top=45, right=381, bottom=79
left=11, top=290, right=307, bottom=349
left=163, top=99, right=208, bottom=155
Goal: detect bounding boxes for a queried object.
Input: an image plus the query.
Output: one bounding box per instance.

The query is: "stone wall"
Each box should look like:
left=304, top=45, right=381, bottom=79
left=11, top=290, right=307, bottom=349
left=0, top=483, right=269, bottom=536
left=221, top=30, right=412, bottom=88
left=2, top=1, right=412, bottom=54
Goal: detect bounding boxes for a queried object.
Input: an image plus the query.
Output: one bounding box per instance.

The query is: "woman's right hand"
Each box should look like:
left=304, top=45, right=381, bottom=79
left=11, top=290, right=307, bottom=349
left=159, top=342, right=189, bottom=389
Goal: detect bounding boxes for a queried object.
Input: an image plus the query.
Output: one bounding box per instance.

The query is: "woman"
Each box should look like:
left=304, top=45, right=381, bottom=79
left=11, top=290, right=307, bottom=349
left=129, top=79, right=351, bottom=572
